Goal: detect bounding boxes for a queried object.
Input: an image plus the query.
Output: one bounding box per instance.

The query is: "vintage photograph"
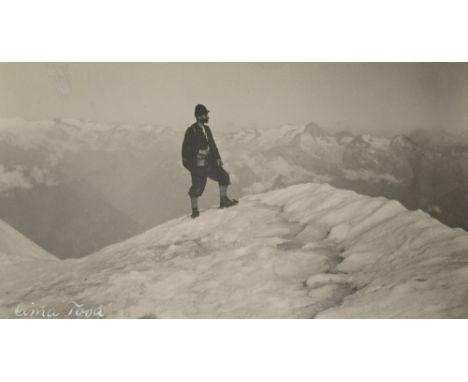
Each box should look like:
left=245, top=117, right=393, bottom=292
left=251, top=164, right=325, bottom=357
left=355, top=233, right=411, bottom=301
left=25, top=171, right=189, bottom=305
left=1, top=62, right=467, bottom=318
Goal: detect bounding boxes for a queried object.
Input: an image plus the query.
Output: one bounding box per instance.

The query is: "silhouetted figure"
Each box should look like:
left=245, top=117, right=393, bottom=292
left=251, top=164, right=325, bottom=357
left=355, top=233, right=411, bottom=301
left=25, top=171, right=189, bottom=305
left=182, top=104, right=238, bottom=218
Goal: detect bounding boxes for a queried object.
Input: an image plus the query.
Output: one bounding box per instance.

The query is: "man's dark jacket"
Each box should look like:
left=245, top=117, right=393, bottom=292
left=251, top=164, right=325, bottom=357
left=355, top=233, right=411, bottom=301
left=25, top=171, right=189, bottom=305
left=182, top=123, right=222, bottom=172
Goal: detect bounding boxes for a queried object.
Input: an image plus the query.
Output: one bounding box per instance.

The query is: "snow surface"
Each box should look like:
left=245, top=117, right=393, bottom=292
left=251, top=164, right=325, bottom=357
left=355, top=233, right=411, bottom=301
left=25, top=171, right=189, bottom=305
left=342, top=168, right=402, bottom=184
left=0, top=219, right=56, bottom=265
left=1, top=182, right=468, bottom=318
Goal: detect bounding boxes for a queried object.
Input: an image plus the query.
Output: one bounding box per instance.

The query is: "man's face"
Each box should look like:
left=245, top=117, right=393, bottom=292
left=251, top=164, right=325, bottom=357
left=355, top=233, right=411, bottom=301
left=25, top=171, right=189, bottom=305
left=198, top=113, right=209, bottom=123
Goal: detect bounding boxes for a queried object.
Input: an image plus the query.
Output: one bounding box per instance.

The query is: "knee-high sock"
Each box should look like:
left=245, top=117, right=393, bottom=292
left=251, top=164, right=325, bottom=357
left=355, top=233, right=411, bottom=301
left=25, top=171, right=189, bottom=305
left=191, top=197, right=199, bottom=210
left=219, top=184, right=228, bottom=198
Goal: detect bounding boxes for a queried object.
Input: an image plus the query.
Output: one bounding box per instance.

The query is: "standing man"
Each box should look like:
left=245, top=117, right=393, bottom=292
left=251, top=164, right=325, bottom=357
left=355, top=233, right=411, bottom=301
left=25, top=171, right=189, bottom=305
left=182, top=104, right=238, bottom=218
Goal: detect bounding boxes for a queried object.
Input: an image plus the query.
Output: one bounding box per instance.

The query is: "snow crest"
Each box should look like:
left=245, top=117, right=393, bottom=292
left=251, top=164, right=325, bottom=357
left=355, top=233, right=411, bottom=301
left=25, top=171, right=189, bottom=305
left=1, top=182, right=467, bottom=318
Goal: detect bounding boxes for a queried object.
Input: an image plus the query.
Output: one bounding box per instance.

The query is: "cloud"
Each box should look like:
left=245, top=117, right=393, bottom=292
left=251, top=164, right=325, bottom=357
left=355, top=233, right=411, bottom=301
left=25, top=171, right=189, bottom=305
left=29, top=165, right=58, bottom=186
left=0, top=165, right=32, bottom=193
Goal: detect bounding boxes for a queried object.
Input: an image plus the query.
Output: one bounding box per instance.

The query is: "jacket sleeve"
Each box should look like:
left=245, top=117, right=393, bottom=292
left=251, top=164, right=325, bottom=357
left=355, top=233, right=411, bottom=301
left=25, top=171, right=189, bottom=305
left=206, top=126, right=221, bottom=160
left=182, top=128, right=198, bottom=170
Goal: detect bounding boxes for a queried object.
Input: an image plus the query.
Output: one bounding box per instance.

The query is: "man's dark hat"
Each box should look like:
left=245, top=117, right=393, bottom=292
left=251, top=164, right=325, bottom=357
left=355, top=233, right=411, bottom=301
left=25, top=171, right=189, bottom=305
left=195, top=104, right=210, bottom=117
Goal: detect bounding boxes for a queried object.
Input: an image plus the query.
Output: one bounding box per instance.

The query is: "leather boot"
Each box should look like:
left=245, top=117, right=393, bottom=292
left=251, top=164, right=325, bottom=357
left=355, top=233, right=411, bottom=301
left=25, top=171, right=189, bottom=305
left=220, top=196, right=238, bottom=208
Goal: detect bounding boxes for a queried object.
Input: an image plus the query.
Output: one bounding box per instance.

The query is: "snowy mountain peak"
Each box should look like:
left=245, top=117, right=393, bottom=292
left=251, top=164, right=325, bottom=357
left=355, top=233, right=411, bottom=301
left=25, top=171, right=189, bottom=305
left=224, top=127, right=261, bottom=144
left=2, top=182, right=467, bottom=318
left=303, top=122, right=330, bottom=139
left=334, top=130, right=355, bottom=144
left=390, top=134, right=418, bottom=151
left=348, top=134, right=391, bottom=152
left=349, top=134, right=369, bottom=148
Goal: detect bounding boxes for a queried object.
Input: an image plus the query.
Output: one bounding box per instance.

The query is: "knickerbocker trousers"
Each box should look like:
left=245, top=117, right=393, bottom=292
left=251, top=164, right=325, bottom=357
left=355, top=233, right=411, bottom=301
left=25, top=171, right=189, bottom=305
left=188, top=161, right=231, bottom=198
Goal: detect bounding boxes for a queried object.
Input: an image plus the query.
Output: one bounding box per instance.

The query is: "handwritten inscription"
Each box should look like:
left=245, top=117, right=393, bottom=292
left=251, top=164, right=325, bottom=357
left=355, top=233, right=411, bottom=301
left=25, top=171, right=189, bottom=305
left=15, top=301, right=105, bottom=318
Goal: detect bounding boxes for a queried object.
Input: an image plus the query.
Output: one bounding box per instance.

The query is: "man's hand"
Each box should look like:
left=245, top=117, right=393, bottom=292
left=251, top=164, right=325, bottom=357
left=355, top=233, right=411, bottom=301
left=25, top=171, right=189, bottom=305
left=217, top=159, right=223, bottom=167
left=198, top=147, right=210, bottom=155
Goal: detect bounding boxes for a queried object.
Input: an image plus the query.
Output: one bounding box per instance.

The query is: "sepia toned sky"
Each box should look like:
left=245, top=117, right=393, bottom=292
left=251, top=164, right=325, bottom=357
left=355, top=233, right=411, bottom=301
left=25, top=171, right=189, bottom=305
left=0, top=62, right=467, bottom=136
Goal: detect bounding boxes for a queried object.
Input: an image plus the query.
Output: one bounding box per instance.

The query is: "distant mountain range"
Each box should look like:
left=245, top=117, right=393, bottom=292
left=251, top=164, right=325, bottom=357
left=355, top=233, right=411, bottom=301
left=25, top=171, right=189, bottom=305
left=0, top=117, right=178, bottom=258
left=219, top=122, right=468, bottom=232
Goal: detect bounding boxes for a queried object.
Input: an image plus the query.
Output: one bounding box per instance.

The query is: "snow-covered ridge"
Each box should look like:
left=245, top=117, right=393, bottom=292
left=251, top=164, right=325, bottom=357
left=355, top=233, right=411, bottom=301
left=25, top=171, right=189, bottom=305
left=0, top=219, right=57, bottom=265
left=1, top=182, right=467, bottom=318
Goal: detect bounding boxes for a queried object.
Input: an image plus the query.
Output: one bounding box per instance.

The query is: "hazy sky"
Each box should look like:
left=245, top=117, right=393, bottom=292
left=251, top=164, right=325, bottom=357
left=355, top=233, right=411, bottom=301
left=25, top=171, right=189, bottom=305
left=1, top=62, right=467, bottom=136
